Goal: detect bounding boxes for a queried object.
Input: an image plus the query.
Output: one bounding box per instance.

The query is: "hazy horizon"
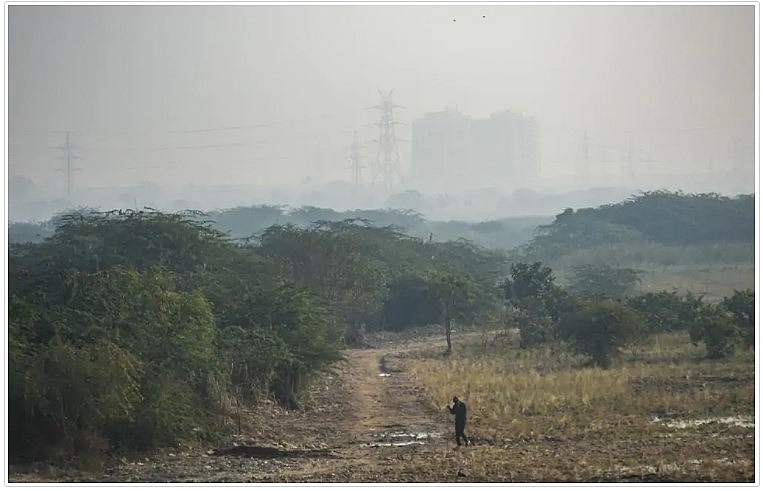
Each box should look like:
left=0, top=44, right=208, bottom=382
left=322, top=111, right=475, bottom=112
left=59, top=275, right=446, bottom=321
left=6, top=3, right=757, bottom=221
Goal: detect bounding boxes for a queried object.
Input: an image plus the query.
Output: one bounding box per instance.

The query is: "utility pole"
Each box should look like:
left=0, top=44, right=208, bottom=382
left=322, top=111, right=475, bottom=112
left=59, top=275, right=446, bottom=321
left=56, top=130, right=82, bottom=198
left=371, top=89, right=404, bottom=193
left=347, top=131, right=365, bottom=185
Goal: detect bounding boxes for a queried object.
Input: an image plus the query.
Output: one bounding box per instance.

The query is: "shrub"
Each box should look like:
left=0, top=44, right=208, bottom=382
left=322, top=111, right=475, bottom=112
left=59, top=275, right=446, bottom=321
left=510, top=297, right=558, bottom=349
left=20, top=338, right=143, bottom=453
left=501, top=262, right=577, bottom=349
left=558, top=298, right=645, bottom=368
left=628, top=290, right=698, bottom=333
left=688, top=305, right=741, bottom=359
left=722, top=289, right=755, bottom=348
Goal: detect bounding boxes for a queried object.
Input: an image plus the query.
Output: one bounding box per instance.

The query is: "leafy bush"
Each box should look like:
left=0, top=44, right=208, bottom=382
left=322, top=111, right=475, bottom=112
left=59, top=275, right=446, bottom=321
left=384, top=275, right=441, bottom=330
left=502, top=262, right=557, bottom=304
left=22, top=338, right=143, bottom=451
left=629, top=290, right=744, bottom=359
left=216, top=325, right=294, bottom=401
left=264, top=283, right=346, bottom=394
left=688, top=306, right=741, bottom=359
left=628, top=291, right=702, bottom=333
left=722, top=289, right=755, bottom=348
left=501, top=262, right=571, bottom=348
left=510, top=297, right=559, bottom=348
left=558, top=298, right=646, bottom=368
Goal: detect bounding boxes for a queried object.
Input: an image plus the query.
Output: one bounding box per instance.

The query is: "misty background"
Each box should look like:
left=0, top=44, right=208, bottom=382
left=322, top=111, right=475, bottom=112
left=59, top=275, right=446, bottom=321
left=6, top=4, right=756, bottom=223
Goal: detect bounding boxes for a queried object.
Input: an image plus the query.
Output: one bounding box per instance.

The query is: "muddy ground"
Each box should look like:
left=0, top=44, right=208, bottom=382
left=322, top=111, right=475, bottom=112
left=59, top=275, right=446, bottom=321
left=7, top=329, right=756, bottom=483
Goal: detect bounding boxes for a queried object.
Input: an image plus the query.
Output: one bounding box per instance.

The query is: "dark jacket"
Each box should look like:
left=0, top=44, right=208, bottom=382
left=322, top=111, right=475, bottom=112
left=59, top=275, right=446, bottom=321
left=449, top=400, right=467, bottom=425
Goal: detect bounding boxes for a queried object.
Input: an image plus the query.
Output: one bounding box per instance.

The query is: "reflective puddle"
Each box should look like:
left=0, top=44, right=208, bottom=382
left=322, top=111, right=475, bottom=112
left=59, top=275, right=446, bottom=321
left=360, top=441, right=427, bottom=448
left=359, top=431, right=441, bottom=448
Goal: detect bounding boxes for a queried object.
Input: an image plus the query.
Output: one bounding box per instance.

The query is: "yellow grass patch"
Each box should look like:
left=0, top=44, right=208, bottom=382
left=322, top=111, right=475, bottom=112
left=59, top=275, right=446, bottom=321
left=407, top=332, right=754, bottom=442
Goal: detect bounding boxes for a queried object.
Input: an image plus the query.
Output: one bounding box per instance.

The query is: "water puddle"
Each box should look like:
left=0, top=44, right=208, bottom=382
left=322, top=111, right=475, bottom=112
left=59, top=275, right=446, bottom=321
left=360, top=441, right=428, bottom=448
left=359, top=431, right=441, bottom=448
left=653, top=415, right=754, bottom=429
left=371, top=431, right=440, bottom=440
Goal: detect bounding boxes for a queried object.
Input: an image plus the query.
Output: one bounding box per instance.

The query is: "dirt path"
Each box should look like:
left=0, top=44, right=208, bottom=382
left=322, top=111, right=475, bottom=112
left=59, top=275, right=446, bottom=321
left=10, top=338, right=474, bottom=483
left=261, top=346, right=455, bottom=482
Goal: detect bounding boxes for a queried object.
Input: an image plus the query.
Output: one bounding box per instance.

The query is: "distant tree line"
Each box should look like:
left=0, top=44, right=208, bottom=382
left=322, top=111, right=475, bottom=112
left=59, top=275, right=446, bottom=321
left=525, top=191, right=754, bottom=258
left=9, top=191, right=754, bottom=262
left=8, top=204, right=548, bottom=252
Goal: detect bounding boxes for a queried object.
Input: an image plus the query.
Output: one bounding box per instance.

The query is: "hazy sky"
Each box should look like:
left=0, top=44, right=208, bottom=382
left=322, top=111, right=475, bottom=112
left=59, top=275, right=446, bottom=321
left=7, top=3, right=756, bottom=196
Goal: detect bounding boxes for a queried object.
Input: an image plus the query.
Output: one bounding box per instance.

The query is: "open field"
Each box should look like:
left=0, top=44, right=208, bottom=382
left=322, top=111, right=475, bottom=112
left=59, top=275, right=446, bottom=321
left=406, top=330, right=755, bottom=481
left=9, top=328, right=755, bottom=483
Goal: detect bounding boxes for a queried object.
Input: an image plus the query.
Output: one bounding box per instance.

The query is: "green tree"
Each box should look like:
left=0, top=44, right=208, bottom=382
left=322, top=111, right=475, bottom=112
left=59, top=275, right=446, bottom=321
left=628, top=290, right=702, bottom=333
left=558, top=298, right=645, bottom=368
left=265, top=283, right=346, bottom=393
left=688, top=302, right=741, bottom=359
left=22, top=338, right=143, bottom=453
left=257, top=222, right=389, bottom=336
left=383, top=275, right=441, bottom=330
left=722, top=289, right=755, bottom=348
left=510, top=296, right=558, bottom=348
left=56, top=267, right=219, bottom=449
left=429, top=271, right=477, bottom=353
left=502, top=262, right=556, bottom=305
left=501, top=262, right=570, bottom=348
left=630, top=290, right=741, bottom=359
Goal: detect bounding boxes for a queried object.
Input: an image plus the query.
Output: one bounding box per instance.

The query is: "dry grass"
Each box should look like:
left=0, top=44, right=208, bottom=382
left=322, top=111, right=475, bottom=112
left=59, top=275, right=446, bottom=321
left=405, top=331, right=755, bottom=481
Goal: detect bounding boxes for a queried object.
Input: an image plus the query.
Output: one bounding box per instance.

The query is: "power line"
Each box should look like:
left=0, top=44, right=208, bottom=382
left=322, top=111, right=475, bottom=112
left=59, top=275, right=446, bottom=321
left=7, top=111, right=363, bottom=138
left=11, top=129, right=356, bottom=154
left=541, top=120, right=751, bottom=135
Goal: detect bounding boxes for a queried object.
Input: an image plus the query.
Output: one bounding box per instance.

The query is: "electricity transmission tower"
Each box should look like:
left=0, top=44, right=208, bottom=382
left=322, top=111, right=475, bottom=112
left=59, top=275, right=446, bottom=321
left=347, top=131, right=365, bottom=185
left=56, top=130, right=82, bottom=198
left=370, top=89, right=404, bottom=193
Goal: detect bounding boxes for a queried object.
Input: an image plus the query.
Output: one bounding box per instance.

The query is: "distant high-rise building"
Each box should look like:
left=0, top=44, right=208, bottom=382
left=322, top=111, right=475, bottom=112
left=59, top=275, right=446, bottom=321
left=411, top=109, right=540, bottom=189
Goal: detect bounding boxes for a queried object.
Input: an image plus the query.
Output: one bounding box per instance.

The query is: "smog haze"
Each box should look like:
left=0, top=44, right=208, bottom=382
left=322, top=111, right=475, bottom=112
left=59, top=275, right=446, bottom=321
left=6, top=4, right=756, bottom=222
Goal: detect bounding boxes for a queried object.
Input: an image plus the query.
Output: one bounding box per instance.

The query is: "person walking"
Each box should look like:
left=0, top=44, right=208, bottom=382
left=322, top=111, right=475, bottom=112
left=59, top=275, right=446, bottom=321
left=448, top=396, right=470, bottom=446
